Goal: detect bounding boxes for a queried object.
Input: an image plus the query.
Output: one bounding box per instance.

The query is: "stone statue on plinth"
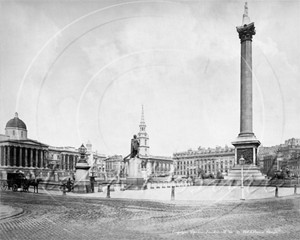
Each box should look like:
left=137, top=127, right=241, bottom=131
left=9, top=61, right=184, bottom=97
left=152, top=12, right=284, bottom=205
left=130, top=135, right=140, bottom=158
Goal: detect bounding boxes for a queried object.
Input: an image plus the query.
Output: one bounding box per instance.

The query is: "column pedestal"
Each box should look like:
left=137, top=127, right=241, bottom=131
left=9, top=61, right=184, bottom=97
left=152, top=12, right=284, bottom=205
left=126, top=157, right=144, bottom=190
left=74, top=160, right=91, bottom=193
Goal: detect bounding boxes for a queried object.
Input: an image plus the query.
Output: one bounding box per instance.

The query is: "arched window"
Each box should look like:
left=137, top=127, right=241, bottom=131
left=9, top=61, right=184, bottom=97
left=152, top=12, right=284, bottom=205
left=21, top=131, right=23, bottom=137
left=13, top=130, right=15, bottom=135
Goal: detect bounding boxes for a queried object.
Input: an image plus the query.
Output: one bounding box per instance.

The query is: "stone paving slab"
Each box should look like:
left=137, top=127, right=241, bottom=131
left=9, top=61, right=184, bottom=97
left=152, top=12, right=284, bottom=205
left=0, top=204, right=23, bottom=220
left=0, top=191, right=299, bottom=240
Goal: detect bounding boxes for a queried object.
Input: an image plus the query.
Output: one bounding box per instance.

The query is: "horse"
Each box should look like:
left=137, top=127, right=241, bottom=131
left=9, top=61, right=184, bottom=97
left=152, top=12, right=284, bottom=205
left=24, top=178, right=42, bottom=193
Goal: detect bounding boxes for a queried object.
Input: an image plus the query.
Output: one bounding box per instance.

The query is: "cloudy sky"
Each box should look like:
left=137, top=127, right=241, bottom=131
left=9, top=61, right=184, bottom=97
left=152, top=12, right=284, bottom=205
left=0, top=0, right=299, bottom=156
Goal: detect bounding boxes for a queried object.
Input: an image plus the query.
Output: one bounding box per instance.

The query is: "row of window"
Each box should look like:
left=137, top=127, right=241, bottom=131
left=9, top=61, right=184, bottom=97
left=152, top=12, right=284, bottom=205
left=177, top=159, right=233, bottom=165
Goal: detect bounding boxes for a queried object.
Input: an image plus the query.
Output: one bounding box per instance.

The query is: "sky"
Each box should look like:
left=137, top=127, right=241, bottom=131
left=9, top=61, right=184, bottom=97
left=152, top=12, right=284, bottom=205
left=0, top=0, right=299, bottom=157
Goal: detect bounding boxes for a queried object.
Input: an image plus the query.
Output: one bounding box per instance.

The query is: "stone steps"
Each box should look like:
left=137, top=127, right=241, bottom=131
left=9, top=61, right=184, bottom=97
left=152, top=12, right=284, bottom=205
left=225, top=165, right=266, bottom=180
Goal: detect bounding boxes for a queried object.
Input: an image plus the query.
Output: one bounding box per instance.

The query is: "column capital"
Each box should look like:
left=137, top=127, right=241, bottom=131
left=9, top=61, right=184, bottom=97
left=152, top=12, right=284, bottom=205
left=237, top=22, right=255, bottom=43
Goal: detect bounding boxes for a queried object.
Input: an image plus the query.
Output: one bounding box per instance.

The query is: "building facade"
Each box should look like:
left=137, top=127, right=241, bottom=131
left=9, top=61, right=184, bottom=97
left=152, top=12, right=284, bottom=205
left=258, top=138, right=300, bottom=177
left=0, top=113, right=49, bottom=180
left=136, top=106, right=173, bottom=177
left=257, top=145, right=279, bottom=176
left=0, top=113, right=106, bottom=181
left=173, top=145, right=235, bottom=178
left=105, top=155, right=123, bottom=178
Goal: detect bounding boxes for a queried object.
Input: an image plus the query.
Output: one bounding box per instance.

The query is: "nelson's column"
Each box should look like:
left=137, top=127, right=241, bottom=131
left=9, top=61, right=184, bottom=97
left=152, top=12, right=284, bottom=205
left=228, top=3, right=264, bottom=180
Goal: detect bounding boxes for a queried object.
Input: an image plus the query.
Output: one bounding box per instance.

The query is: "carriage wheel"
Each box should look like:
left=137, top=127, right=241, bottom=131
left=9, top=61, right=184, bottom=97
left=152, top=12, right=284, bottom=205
left=0, top=181, right=8, bottom=191
left=12, top=184, right=18, bottom=192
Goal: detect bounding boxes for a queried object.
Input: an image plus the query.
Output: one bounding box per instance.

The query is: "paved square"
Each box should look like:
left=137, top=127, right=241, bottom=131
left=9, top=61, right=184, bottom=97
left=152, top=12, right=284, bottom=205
left=0, top=190, right=299, bottom=240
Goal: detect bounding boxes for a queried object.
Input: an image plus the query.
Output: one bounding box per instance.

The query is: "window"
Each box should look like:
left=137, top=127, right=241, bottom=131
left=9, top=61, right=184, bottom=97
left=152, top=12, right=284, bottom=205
left=13, top=130, right=15, bottom=135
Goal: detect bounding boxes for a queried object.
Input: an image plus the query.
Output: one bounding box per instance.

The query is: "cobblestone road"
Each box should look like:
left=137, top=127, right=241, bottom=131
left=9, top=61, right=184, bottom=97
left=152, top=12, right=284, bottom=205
left=0, top=191, right=299, bottom=240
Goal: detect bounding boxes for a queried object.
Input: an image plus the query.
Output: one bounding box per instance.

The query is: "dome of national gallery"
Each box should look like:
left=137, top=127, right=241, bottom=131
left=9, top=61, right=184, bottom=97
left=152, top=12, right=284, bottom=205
left=5, top=112, right=27, bottom=130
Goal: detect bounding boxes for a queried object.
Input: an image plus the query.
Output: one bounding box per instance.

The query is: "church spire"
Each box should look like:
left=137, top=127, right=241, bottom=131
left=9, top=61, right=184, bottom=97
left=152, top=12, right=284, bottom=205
left=140, top=105, right=145, bottom=125
left=137, top=105, right=149, bottom=156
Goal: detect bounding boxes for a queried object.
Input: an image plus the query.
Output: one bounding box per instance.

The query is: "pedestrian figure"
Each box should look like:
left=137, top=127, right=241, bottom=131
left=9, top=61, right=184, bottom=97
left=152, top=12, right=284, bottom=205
left=90, top=177, right=95, bottom=193
left=66, top=178, right=72, bottom=192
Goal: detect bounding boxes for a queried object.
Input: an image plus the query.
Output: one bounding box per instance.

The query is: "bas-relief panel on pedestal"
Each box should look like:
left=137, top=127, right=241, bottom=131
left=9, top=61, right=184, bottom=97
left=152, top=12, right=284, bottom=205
left=237, top=148, right=253, bottom=164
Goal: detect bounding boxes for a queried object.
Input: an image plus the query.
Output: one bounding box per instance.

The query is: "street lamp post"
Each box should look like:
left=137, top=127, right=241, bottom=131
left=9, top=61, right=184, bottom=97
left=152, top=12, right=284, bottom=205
left=239, top=155, right=245, bottom=200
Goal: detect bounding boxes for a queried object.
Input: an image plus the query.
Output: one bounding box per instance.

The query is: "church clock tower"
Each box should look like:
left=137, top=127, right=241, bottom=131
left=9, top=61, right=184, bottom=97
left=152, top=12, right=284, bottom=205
left=137, top=105, right=149, bottom=157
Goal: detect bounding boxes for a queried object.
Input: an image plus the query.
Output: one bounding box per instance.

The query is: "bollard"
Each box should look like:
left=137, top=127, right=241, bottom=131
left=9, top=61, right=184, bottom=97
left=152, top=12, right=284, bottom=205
left=106, top=184, right=111, bottom=198
left=98, top=183, right=103, bottom=192
left=275, top=186, right=278, bottom=197
left=62, top=184, right=66, bottom=195
left=171, top=186, right=175, bottom=201
left=294, top=185, right=297, bottom=195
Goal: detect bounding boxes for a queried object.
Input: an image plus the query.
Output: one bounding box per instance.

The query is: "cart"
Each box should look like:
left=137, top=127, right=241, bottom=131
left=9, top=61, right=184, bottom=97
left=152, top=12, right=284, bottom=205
left=6, top=172, right=27, bottom=192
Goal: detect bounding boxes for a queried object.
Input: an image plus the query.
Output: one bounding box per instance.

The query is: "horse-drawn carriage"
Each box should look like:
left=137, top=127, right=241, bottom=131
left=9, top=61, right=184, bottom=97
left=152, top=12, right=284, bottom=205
left=0, top=172, right=42, bottom=193
left=6, top=172, right=27, bottom=192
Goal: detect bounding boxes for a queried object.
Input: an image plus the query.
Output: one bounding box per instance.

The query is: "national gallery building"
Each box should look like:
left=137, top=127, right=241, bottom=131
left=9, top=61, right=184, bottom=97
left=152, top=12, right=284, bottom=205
left=0, top=113, right=104, bottom=181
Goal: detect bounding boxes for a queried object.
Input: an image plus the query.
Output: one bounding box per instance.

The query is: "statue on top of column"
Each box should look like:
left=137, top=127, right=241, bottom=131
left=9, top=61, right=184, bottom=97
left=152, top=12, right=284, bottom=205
left=244, top=2, right=248, bottom=16
left=130, top=135, right=140, bottom=158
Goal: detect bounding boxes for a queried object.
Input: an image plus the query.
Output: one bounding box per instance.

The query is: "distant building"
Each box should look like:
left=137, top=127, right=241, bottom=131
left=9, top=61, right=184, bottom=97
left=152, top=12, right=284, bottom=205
left=105, top=155, right=123, bottom=178
left=0, top=113, right=106, bottom=181
left=258, top=138, right=300, bottom=176
left=0, top=113, right=48, bottom=179
left=173, top=145, right=235, bottom=178
left=257, top=145, right=279, bottom=176
left=136, top=106, right=173, bottom=177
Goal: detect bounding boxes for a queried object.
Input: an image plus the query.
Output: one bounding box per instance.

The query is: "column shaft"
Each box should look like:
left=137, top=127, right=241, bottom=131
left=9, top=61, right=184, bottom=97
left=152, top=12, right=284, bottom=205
left=66, top=155, right=69, bottom=171
left=30, top=149, right=33, bottom=167
left=20, top=147, right=23, bottom=167
left=0, top=146, right=2, bottom=166
left=4, top=146, right=7, bottom=166
left=240, top=40, right=253, bottom=134
left=7, top=146, right=11, bottom=166
left=13, top=146, right=17, bottom=166
left=61, top=154, right=64, bottom=170
left=25, top=148, right=28, bottom=167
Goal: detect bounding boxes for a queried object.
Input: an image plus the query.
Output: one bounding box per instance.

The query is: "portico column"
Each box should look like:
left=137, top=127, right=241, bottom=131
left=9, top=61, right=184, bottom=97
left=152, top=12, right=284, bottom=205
left=70, top=155, right=74, bottom=171
left=66, top=155, right=69, bottom=171
left=64, top=154, right=67, bottom=171
left=64, top=154, right=67, bottom=170
left=20, top=147, right=23, bottom=167
left=42, top=151, right=45, bottom=168
left=30, top=148, right=33, bottom=167
left=7, top=146, right=11, bottom=166
left=25, top=148, right=28, bottom=167
left=61, top=154, right=64, bottom=170
left=35, top=149, right=38, bottom=168
left=3, top=146, right=7, bottom=166
left=0, top=146, right=2, bottom=166
left=13, top=146, right=17, bottom=167
left=39, top=150, right=42, bottom=168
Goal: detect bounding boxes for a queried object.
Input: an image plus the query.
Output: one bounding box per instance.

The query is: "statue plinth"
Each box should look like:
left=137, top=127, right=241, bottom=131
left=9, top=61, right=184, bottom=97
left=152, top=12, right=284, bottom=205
left=126, top=157, right=145, bottom=190
left=127, top=157, right=143, bottom=178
